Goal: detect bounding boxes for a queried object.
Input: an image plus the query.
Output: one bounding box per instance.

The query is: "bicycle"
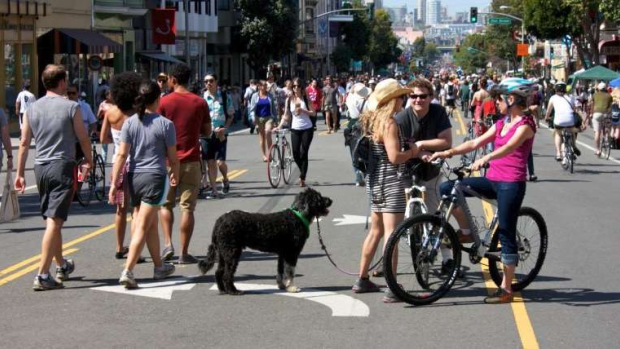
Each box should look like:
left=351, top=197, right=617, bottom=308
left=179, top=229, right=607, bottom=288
left=267, top=129, right=294, bottom=188
left=560, top=128, right=575, bottom=173
left=383, top=160, right=548, bottom=306
left=460, top=117, right=494, bottom=175
left=598, top=115, right=613, bottom=160
left=75, top=135, right=106, bottom=207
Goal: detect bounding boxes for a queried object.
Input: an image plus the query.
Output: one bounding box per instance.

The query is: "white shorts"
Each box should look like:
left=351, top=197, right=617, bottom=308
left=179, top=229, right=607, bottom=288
left=592, top=112, right=606, bottom=131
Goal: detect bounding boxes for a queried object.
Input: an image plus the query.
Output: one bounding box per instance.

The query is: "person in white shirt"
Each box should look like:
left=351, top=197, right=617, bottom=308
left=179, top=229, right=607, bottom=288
left=545, top=82, right=584, bottom=161
left=243, top=79, right=258, bottom=133
left=15, top=82, right=36, bottom=130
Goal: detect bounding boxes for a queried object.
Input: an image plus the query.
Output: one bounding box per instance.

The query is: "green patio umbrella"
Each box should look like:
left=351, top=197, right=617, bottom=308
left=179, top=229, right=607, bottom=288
left=572, top=65, right=620, bottom=81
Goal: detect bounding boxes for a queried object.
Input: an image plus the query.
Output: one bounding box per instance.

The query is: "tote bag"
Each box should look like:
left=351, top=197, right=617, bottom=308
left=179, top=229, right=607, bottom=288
left=0, top=169, right=21, bottom=222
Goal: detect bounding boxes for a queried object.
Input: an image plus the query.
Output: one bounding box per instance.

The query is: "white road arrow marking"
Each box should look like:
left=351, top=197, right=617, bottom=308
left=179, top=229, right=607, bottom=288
left=332, top=214, right=370, bottom=226
left=209, top=282, right=369, bottom=317
left=91, top=277, right=197, bottom=300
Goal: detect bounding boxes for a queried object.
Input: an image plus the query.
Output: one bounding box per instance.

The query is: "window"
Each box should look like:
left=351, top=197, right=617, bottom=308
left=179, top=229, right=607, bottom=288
left=195, top=1, right=201, bottom=14
left=206, top=0, right=211, bottom=15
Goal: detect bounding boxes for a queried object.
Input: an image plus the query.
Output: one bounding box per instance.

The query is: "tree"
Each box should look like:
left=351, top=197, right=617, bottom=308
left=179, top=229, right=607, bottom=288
left=412, top=37, right=426, bottom=58
left=423, top=42, right=440, bottom=64
left=330, top=45, right=353, bottom=72
left=368, top=9, right=401, bottom=69
left=453, top=34, right=488, bottom=73
left=339, top=0, right=371, bottom=61
left=523, top=0, right=620, bottom=67
left=236, top=0, right=298, bottom=74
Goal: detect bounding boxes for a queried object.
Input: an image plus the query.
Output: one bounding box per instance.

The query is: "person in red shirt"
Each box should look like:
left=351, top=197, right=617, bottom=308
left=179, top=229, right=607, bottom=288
left=305, top=78, right=321, bottom=130
left=157, top=64, right=211, bottom=264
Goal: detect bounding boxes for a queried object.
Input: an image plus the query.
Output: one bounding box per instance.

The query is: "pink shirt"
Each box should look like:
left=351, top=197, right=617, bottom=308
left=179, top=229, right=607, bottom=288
left=486, top=115, right=536, bottom=182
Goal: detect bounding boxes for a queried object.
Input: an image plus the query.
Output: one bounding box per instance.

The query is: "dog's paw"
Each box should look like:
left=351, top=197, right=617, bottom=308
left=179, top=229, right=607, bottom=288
left=229, top=290, right=245, bottom=296
left=286, top=285, right=301, bottom=293
left=277, top=283, right=286, bottom=290
left=197, top=261, right=208, bottom=275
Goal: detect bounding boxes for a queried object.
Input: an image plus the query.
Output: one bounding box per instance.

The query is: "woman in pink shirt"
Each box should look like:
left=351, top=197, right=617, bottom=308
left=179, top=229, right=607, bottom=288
left=430, top=78, right=536, bottom=304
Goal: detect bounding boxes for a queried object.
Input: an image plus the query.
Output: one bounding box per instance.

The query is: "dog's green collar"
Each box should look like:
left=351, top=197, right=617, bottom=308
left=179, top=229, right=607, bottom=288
left=289, top=209, right=310, bottom=235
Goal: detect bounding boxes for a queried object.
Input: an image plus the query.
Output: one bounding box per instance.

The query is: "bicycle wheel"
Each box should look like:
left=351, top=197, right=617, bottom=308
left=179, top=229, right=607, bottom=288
left=281, top=140, right=294, bottom=185
left=267, top=144, right=281, bottom=188
left=460, top=136, right=478, bottom=167
left=383, top=214, right=460, bottom=306
left=487, top=207, right=548, bottom=292
left=603, top=133, right=613, bottom=160
left=93, top=155, right=106, bottom=202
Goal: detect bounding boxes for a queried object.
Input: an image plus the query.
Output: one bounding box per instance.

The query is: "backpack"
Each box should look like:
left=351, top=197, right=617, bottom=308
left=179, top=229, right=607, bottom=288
left=447, top=83, right=455, bottom=96
left=612, top=103, right=620, bottom=123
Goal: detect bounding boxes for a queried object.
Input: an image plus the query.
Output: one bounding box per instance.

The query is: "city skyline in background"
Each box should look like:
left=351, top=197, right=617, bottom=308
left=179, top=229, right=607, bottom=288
left=382, top=0, right=491, bottom=16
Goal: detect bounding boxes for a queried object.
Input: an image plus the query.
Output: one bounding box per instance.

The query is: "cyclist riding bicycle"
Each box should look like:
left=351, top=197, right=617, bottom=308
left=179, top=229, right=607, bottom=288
left=545, top=81, right=585, bottom=161
left=429, top=78, right=537, bottom=304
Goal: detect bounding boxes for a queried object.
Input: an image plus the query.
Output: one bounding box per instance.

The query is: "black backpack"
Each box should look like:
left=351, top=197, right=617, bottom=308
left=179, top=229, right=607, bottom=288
left=447, top=83, right=455, bottom=96
left=612, top=103, right=620, bottom=123
left=345, top=119, right=375, bottom=176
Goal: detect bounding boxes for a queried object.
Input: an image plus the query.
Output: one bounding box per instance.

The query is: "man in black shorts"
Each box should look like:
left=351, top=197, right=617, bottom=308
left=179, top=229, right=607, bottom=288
left=16, top=64, right=93, bottom=291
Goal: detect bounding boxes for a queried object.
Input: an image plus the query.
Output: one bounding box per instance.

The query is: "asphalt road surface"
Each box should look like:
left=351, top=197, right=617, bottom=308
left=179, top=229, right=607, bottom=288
left=1, top=110, right=619, bottom=349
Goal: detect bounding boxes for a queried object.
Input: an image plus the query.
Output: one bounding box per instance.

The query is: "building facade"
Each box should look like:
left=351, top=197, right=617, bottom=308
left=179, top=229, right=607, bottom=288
left=416, top=0, right=425, bottom=25
left=426, top=0, right=440, bottom=26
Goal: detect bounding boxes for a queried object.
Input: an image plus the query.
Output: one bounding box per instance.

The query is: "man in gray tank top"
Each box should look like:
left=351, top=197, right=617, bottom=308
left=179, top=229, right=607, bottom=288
left=15, top=64, right=93, bottom=291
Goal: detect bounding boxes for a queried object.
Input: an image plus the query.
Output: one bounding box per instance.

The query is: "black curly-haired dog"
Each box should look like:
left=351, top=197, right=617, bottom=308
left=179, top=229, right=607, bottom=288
left=198, top=188, right=332, bottom=295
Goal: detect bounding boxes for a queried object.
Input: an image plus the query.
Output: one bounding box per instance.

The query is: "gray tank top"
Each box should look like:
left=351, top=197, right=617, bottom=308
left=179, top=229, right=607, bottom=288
left=27, top=95, right=79, bottom=165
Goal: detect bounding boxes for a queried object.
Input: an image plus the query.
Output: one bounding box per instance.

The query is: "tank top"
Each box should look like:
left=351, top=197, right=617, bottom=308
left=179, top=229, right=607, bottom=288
left=289, top=98, right=313, bottom=130
left=486, top=115, right=536, bottom=182
left=111, top=127, right=130, bottom=164
left=256, top=96, right=272, bottom=118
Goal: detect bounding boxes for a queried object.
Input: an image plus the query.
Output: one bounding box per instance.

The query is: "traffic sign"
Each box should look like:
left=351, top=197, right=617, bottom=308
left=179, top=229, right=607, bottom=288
left=516, top=43, right=529, bottom=57
left=488, top=17, right=512, bottom=25
left=329, top=15, right=354, bottom=22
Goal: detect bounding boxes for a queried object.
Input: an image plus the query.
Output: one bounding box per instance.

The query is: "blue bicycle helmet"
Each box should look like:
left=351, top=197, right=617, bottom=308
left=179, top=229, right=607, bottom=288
left=497, top=78, right=534, bottom=98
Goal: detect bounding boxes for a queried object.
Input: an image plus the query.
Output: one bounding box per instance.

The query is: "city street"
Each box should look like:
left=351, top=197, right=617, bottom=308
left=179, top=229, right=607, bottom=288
left=1, top=113, right=619, bottom=349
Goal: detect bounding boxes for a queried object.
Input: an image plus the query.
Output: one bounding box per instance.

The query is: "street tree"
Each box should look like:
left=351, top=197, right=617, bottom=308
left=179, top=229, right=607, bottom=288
left=523, top=0, right=620, bottom=67
left=454, top=34, right=488, bottom=74
left=331, top=45, right=354, bottom=72
left=423, top=42, right=440, bottom=64
left=413, top=37, right=426, bottom=58
left=368, top=9, right=401, bottom=69
left=236, top=0, right=298, bottom=74
left=339, top=0, right=371, bottom=61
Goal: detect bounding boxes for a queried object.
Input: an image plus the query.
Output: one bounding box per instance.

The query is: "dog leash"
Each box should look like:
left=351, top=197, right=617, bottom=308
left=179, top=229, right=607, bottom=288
left=315, top=218, right=382, bottom=276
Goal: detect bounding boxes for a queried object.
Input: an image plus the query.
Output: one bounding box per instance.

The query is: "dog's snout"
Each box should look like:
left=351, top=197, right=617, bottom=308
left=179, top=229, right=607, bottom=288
left=324, top=197, right=333, bottom=207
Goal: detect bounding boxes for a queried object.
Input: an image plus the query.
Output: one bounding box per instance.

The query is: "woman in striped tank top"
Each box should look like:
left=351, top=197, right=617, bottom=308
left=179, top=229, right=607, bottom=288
left=352, top=79, right=420, bottom=302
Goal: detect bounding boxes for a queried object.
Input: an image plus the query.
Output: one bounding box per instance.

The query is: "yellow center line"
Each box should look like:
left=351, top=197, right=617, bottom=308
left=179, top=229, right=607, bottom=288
left=480, top=200, right=539, bottom=349
left=0, top=169, right=249, bottom=286
left=0, top=248, right=79, bottom=287
left=455, top=109, right=467, bottom=135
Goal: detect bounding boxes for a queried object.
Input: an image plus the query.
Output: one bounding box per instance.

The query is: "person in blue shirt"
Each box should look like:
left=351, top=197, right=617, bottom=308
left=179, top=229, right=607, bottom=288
left=249, top=80, right=278, bottom=162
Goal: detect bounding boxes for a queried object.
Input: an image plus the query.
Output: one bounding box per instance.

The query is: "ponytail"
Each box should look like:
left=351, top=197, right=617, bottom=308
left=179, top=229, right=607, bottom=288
left=134, top=79, right=161, bottom=122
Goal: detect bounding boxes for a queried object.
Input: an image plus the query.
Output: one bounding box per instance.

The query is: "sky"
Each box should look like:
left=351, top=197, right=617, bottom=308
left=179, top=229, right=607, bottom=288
left=382, top=0, right=491, bottom=16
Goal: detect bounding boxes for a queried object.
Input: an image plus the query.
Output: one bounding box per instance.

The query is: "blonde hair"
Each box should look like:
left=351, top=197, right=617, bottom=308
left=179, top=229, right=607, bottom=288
left=360, top=97, right=401, bottom=142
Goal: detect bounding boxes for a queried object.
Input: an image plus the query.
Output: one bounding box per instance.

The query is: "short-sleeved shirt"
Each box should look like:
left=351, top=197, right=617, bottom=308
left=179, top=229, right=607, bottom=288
left=322, top=85, right=338, bottom=108
left=27, top=95, right=79, bottom=165
left=593, top=91, right=613, bottom=114
left=459, top=85, right=470, bottom=100
left=121, top=113, right=176, bottom=175
left=158, top=91, right=210, bottom=163
left=16, top=90, right=36, bottom=114
left=0, top=110, right=8, bottom=157
left=549, top=94, right=575, bottom=127
left=204, top=90, right=233, bottom=128
left=78, top=100, right=97, bottom=133
left=416, top=104, right=452, bottom=141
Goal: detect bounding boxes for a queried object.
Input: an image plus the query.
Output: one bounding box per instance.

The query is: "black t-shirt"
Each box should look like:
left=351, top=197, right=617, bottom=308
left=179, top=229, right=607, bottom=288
left=395, top=103, right=451, bottom=142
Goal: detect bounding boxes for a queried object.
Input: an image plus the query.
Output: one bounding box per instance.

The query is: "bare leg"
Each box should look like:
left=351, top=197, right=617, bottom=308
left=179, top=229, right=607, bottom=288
left=501, top=264, right=516, bottom=293
left=381, top=213, right=404, bottom=273
left=554, top=131, right=563, bottom=157
left=144, top=212, right=163, bottom=268
left=258, top=123, right=267, bottom=160
left=180, top=211, right=195, bottom=256
left=207, top=159, right=218, bottom=192
left=125, top=203, right=160, bottom=271
left=159, top=207, right=174, bottom=249
left=358, top=212, right=384, bottom=278
left=38, top=217, right=65, bottom=274
left=218, top=160, right=228, bottom=182
left=115, top=204, right=128, bottom=253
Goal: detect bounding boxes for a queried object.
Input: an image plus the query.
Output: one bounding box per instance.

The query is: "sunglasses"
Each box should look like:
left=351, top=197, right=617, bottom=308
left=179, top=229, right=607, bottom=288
left=293, top=85, right=301, bottom=88
left=409, top=94, right=428, bottom=100
left=204, top=79, right=215, bottom=83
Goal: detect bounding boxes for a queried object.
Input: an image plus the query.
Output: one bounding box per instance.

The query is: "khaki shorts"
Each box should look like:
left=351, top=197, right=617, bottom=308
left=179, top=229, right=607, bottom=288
left=164, top=161, right=202, bottom=212
left=257, top=117, right=274, bottom=127
left=591, top=112, right=606, bottom=131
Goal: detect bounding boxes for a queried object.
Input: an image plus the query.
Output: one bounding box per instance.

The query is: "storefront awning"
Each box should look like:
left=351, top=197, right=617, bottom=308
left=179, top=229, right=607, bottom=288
left=137, top=51, right=184, bottom=64
left=38, top=28, right=123, bottom=54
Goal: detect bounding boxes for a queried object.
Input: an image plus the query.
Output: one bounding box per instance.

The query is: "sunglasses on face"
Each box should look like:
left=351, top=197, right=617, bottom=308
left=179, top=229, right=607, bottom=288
left=409, top=94, right=428, bottom=100
left=204, top=79, right=215, bottom=83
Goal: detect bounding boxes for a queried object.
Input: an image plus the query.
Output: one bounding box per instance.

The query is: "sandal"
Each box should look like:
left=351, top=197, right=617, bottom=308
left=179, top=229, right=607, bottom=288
left=115, top=247, right=129, bottom=259
left=484, top=288, right=514, bottom=304
left=555, top=156, right=562, bottom=162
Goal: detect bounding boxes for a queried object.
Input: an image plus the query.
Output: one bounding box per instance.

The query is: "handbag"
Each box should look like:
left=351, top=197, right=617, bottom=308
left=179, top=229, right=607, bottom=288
left=0, top=168, right=21, bottom=222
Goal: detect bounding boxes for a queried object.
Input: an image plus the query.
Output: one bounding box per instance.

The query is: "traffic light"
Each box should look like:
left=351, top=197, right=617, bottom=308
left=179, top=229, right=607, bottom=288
left=470, top=7, right=478, bottom=23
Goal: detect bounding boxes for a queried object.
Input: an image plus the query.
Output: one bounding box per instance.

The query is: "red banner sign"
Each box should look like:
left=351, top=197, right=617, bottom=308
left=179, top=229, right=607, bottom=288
left=152, top=9, right=176, bottom=45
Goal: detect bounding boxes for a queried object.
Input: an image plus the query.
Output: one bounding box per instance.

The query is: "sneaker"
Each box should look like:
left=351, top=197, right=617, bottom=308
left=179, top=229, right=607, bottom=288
left=153, top=263, right=175, bottom=280
left=206, top=190, right=221, bottom=199
left=222, top=180, right=230, bottom=194
left=529, top=175, right=538, bottom=182
left=383, top=288, right=403, bottom=303
left=161, top=246, right=175, bottom=261
left=484, top=288, right=514, bottom=304
left=33, top=275, right=64, bottom=291
left=55, top=259, right=75, bottom=281
left=352, top=277, right=381, bottom=293
left=119, top=270, right=138, bottom=289
left=178, top=254, right=198, bottom=264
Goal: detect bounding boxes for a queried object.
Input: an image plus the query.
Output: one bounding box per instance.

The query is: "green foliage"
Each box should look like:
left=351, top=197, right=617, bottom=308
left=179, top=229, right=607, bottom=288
left=453, top=34, right=488, bottom=74
left=236, top=0, right=298, bottom=71
left=339, top=0, right=371, bottom=61
left=413, top=37, right=426, bottom=58
left=330, top=45, right=353, bottom=72
left=423, top=42, right=440, bottom=63
left=368, top=9, right=401, bottom=69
